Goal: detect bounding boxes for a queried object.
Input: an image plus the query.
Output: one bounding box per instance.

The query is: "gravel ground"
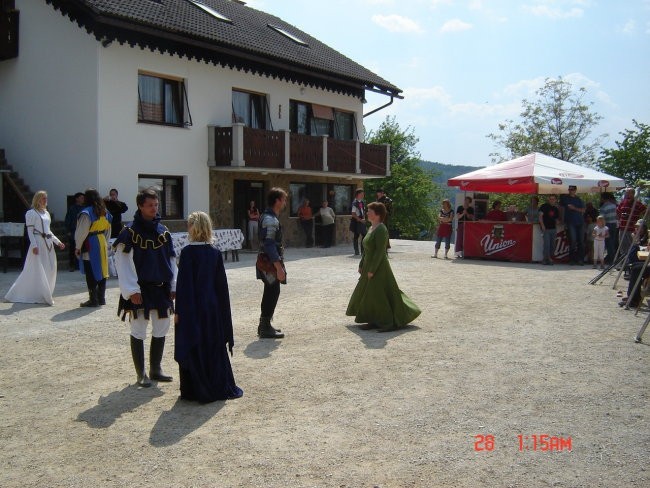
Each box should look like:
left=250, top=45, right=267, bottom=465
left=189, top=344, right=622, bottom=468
left=0, top=239, right=648, bottom=488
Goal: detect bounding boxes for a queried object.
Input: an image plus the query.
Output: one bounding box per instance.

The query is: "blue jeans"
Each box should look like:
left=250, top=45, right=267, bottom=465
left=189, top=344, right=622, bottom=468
left=542, top=228, right=557, bottom=263
left=566, top=223, right=585, bottom=263
left=435, top=234, right=451, bottom=250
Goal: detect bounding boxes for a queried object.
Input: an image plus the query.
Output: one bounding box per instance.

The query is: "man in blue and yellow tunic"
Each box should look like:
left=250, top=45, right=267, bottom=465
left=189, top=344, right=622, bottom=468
left=113, top=188, right=177, bottom=388
left=75, top=188, right=112, bottom=308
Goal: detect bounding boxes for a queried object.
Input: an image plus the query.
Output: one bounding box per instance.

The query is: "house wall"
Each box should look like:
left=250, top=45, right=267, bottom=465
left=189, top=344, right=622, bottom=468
left=0, top=0, right=99, bottom=220
left=0, top=0, right=366, bottom=223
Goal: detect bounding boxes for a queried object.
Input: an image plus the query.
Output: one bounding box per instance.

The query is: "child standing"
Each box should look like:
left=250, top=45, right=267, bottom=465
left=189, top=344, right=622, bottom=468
left=584, top=213, right=596, bottom=264
left=592, top=215, right=609, bottom=270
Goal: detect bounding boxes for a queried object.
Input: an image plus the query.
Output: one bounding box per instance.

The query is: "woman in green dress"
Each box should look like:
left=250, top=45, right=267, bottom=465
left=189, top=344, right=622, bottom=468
left=346, top=202, right=421, bottom=331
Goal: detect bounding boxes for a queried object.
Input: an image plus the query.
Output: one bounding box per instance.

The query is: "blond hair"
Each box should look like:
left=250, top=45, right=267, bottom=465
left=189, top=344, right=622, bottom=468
left=187, top=211, right=214, bottom=243
left=32, top=191, right=47, bottom=211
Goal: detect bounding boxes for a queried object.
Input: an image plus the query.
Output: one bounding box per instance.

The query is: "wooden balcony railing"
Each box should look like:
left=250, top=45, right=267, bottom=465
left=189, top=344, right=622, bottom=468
left=208, top=124, right=389, bottom=177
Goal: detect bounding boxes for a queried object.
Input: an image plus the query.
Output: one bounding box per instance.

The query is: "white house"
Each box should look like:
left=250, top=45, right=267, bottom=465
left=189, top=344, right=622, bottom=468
left=0, top=0, right=402, bottom=245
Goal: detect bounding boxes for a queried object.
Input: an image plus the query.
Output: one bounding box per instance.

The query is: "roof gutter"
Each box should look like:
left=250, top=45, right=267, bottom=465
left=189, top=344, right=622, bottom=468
left=363, top=86, right=404, bottom=118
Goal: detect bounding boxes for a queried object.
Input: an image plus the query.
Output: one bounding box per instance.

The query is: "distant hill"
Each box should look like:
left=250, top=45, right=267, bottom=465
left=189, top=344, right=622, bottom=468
left=419, top=160, right=482, bottom=185
left=418, top=160, right=484, bottom=200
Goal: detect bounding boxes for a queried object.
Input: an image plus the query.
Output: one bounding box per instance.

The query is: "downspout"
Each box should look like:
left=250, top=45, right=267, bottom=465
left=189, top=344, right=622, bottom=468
left=362, top=87, right=404, bottom=118
left=363, top=95, right=394, bottom=118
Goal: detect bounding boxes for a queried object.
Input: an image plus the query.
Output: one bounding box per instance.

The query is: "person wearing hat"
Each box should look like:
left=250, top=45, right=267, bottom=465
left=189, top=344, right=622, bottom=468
left=64, top=192, right=85, bottom=271
left=560, top=185, right=586, bottom=265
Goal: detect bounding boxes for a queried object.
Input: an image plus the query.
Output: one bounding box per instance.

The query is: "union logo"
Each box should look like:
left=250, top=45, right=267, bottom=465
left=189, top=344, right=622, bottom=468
left=480, top=225, right=517, bottom=256
left=598, top=180, right=610, bottom=188
left=551, top=178, right=563, bottom=185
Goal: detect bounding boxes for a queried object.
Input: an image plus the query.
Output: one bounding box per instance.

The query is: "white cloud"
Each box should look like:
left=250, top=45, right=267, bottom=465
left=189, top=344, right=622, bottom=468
left=622, top=20, right=636, bottom=35
left=372, top=14, right=424, bottom=33
left=440, top=18, right=473, bottom=33
left=430, top=0, right=454, bottom=8
left=468, top=0, right=483, bottom=10
left=362, top=0, right=396, bottom=5
left=523, top=3, right=584, bottom=19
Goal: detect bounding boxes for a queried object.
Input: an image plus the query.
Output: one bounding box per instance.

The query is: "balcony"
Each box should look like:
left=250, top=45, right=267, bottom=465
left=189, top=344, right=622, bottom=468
left=208, top=124, right=390, bottom=178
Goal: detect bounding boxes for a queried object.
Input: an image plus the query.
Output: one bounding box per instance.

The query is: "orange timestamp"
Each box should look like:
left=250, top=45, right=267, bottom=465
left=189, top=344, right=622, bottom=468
left=473, top=434, right=572, bottom=452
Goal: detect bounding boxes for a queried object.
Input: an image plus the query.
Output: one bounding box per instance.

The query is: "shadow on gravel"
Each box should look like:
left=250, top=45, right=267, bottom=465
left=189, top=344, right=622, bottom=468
left=243, top=339, right=281, bottom=359
left=0, top=302, right=51, bottom=315
left=50, top=307, right=103, bottom=322
left=76, top=385, right=164, bottom=428
left=149, top=397, right=225, bottom=447
left=345, top=324, right=420, bottom=349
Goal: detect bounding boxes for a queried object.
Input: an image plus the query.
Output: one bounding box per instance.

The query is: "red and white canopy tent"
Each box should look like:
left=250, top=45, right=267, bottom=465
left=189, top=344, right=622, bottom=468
left=447, top=152, right=625, bottom=194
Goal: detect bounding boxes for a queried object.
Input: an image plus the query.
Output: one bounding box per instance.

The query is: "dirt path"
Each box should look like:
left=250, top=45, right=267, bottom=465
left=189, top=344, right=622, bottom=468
left=0, top=240, right=647, bottom=487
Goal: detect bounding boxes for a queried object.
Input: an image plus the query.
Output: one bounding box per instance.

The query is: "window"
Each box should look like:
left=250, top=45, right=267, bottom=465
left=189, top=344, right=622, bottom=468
left=289, top=101, right=356, bottom=140
left=138, top=73, right=192, bottom=127
left=232, top=89, right=270, bottom=129
left=334, top=111, right=354, bottom=140
left=289, top=182, right=353, bottom=216
left=187, top=0, right=232, bottom=23
left=328, top=184, right=353, bottom=215
left=138, top=175, right=184, bottom=219
left=267, top=24, right=308, bottom=46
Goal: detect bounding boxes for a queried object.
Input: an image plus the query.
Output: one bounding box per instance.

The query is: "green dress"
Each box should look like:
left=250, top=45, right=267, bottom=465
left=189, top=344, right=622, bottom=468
left=346, top=223, right=421, bottom=330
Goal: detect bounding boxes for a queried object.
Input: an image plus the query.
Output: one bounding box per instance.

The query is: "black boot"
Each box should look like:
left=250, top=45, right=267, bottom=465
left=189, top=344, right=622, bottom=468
left=258, top=317, right=284, bottom=339
left=80, top=289, right=99, bottom=307
left=130, top=335, right=151, bottom=387
left=150, top=336, right=173, bottom=382
left=97, top=280, right=106, bottom=306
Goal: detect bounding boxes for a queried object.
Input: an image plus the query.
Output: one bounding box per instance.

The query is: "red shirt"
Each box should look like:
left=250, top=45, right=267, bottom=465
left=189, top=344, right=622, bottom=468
left=617, top=198, right=647, bottom=231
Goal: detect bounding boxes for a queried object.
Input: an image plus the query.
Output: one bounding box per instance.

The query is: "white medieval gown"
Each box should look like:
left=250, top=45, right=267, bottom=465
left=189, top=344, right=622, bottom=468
left=4, top=209, right=62, bottom=305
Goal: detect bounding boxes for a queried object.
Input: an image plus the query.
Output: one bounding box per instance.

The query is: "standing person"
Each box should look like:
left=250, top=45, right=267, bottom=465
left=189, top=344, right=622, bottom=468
left=64, top=192, right=85, bottom=271
left=525, top=196, right=539, bottom=223
left=297, top=198, right=314, bottom=247
left=174, top=211, right=243, bottom=402
left=560, top=185, right=586, bottom=265
left=600, top=192, right=618, bottom=264
left=538, top=194, right=560, bottom=265
left=74, top=188, right=112, bottom=307
left=592, top=215, right=609, bottom=270
left=433, top=199, right=454, bottom=259
left=617, top=188, right=647, bottom=257
left=454, top=196, right=474, bottom=258
left=4, top=191, right=65, bottom=305
left=104, top=188, right=129, bottom=238
left=346, top=202, right=421, bottom=332
left=375, top=188, right=393, bottom=249
left=349, top=189, right=367, bottom=256
left=484, top=200, right=507, bottom=221
left=247, top=200, right=260, bottom=250
left=584, top=213, right=596, bottom=265
left=113, top=188, right=177, bottom=387
left=318, top=200, right=336, bottom=248
left=256, top=187, right=287, bottom=339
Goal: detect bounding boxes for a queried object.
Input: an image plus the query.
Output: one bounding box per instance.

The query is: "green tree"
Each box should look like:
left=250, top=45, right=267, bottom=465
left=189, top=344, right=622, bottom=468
left=597, top=120, right=650, bottom=187
left=488, top=77, right=605, bottom=166
left=365, top=116, right=441, bottom=239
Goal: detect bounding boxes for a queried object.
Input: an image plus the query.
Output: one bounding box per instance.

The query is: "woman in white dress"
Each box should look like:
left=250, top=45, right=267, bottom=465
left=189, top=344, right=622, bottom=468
left=4, top=191, right=65, bottom=305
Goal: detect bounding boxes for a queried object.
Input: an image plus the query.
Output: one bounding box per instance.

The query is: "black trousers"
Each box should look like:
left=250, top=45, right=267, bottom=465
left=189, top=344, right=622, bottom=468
left=261, top=280, right=281, bottom=318
left=68, top=236, right=77, bottom=268
left=627, top=262, right=649, bottom=307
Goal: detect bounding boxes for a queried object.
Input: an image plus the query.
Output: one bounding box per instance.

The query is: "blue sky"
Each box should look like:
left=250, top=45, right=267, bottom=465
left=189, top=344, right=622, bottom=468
left=248, top=0, right=650, bottom=167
